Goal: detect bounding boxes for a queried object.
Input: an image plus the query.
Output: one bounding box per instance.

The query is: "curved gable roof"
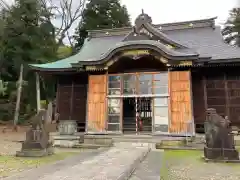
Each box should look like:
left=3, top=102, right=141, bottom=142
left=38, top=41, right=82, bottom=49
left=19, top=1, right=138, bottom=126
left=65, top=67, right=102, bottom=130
left=29, top=12, right=240, bottom=71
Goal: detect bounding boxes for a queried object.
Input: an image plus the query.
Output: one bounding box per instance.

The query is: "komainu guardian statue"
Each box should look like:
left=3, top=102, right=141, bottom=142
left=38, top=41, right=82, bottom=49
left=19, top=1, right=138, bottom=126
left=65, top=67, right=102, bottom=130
left=16, top=109, right=54, bottom=157
left=204, top=108, right=239, bottom=161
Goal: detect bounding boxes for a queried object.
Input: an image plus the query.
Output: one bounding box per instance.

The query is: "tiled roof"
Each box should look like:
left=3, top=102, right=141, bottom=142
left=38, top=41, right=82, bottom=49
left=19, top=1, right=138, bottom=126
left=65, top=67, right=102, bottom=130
left=165, top=26, right=240, bottom=61
left=29, top=14, right=240, bottom=71
left=30, top=36, right=125, bottom=70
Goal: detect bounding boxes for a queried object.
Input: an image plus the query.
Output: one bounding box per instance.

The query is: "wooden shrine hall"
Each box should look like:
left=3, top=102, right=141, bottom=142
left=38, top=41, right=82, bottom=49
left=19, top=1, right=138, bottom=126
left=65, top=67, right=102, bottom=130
left=29, top=11, right=240, bottom=136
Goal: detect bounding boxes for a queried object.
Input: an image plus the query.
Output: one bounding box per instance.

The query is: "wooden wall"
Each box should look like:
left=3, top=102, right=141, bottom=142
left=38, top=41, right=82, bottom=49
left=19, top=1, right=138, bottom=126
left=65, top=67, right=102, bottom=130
left=191, top=71, right=205, bottom=126
left=56, top=74, right=88, bottom=130
left=87, top=74, right=107, bottom=132
left=192, top=67, right=240, bottom=127
left=169, top=71, right=192, bottom=133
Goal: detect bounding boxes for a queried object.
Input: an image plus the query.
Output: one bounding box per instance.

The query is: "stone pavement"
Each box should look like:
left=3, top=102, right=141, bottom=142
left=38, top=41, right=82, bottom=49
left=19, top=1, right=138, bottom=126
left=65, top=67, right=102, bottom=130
left=3, top=149, right=106, bottom=180
left=4, top=144, right=150, bottom=180
left=130, top=149, right=163, bottom=180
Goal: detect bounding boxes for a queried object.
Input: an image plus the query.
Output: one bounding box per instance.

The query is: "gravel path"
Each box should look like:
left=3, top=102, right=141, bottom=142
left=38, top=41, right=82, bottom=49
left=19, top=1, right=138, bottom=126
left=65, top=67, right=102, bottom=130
left=167, top=154, right=240, bottom=180
left=130, top=149, right=240, bottom=180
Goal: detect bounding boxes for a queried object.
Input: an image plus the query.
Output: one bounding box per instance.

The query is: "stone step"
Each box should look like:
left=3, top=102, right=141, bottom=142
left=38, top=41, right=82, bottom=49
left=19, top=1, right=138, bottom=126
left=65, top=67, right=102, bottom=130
left=73, top=143, right=111, bottom=149
left=113, top=138, right=162, bottom=143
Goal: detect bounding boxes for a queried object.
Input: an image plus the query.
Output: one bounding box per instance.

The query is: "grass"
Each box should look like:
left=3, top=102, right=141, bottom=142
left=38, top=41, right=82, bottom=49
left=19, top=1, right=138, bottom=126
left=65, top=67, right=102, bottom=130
left=0, top=151, right=79, bottom=177
left=160, top=150, right=240, bottom=180
left=160, top=150, right=201, bottom=180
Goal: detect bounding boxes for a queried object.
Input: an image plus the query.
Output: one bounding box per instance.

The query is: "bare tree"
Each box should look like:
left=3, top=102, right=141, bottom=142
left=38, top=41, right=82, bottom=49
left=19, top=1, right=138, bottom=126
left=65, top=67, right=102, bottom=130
left=0, top=0, right=11, bottom=10
left=40, top=0, right=86, bottom=47
left=0, top=0, right=86, bottom=47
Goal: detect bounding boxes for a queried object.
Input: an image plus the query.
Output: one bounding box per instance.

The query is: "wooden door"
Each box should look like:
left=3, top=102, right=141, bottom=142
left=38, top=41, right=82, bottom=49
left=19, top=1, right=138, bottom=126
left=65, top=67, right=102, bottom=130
left=87, top=75, right=107, bottom=132
left=57, top=85, right=72, bottom=120
left=169, top=71, right=193, bottom=134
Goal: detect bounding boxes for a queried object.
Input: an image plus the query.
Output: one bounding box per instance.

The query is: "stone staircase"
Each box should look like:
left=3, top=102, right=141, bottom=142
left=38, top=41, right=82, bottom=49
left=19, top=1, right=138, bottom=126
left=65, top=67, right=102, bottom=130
left=52, top=132, right=188, bottom=149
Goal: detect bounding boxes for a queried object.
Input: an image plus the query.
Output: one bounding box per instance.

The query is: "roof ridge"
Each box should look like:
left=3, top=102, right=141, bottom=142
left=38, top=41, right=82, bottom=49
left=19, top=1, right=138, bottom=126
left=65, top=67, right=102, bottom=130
left=88, top=17, right=217, bottom=33
left=154, top=17, right=217, bottom=27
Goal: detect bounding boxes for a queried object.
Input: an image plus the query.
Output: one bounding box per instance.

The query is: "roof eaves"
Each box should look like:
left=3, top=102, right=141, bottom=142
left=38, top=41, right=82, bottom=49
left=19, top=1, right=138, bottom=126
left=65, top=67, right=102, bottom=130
left=88, top=27, right=132, bottom=38
left=28, top=64, right=75, bottom=72
left=205, top=58, right=240, bottom=64
left=71, top=40, right=199, bottom=67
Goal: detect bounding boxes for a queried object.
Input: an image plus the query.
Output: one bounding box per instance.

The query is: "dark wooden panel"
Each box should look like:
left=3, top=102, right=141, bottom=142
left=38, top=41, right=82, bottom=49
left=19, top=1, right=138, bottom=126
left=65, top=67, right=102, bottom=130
left=191, top=71, right=205, bottom=124
left=192, top=67, right=240, bottom=126
left=206, top=74, right=226, bottom=117
left=56, top=73, right=88, bottom=122
left=71, top=85, right=87, bottom=122
left=226, top=70, right=240, bottom=125
left=57, top=85, right=71, bottom=120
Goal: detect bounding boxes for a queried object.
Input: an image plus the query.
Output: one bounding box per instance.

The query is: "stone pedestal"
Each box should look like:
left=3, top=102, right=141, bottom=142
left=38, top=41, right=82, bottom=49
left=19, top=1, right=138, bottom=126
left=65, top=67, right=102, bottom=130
left=53, top=134, right=84, bottom=148
left=52, top=120, right=84, bottom=148
left=16, top=109, right=55, bottom=157
left=204, top=146, right=239, bottom=160
left=16, top=125, right=54, bottom=157
left=16, top=146, right=54, bottom=157
left=58, top=120, right=77, bottom=135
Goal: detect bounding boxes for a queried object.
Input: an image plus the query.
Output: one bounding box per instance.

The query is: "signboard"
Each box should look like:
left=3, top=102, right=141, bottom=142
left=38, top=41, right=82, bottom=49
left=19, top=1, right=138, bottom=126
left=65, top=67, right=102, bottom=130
left=179, top=61, right=192, bottom=66
left=122, top=50, right=150, bottom=56
left=85, top=66, right=97, bottom=70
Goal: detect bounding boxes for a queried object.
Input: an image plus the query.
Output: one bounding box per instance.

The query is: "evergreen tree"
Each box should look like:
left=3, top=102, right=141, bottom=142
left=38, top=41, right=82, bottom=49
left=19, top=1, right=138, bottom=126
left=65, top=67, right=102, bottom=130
left=73, top=0, right=131, bottom=50
left=222, top=8, right=240, bottom=46
left=0, top=0, right=57, bottom=121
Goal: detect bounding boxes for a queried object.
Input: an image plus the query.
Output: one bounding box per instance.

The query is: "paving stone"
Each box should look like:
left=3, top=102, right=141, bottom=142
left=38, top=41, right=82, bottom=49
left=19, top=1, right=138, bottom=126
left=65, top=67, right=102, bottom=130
left=130, top=150, right=163, bottom=180
left=3, top=149, right=106, bottom=180
left=39, top=146, right=149, bottom=180
left=4, top=145, right=150, bottom=180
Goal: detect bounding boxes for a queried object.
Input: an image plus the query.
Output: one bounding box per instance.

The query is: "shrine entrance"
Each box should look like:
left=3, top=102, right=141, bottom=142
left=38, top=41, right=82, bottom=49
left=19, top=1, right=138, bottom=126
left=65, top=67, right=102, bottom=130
left=122, top=97, right=152, bottom=134
left=136, top=97, right=152, bottom=133
left=107, top=72, right=169, bottom=134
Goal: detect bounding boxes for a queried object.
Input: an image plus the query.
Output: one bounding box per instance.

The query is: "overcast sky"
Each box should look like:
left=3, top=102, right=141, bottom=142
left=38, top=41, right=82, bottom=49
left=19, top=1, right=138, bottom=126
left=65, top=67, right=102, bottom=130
left=62, top=0, right=237, bottom=43
left=121, top=0, right=237, bottom=25
left=6, top=0, right=239, bottom=43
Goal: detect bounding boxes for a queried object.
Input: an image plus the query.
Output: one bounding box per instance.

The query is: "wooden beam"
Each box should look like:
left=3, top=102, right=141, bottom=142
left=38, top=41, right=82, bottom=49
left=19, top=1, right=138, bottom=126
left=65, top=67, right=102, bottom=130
left=13, top=64, right=23, bottom=128
left=202, top=75, right=208, bottom=111
left=224, top=73, right=230, bottom=118
left=36, top=72, right=41, bottom=112
left=69, top=80, right=74, bottom=120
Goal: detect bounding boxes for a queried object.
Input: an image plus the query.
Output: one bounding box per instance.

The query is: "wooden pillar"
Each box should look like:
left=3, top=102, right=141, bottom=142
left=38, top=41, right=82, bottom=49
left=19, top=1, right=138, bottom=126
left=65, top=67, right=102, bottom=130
left=202, top=75, right=208, bottom=111
left=69, top=80, right=74, bottom=120
left=13, top=64, right=24, bottom=127
left=224, top=73, right=230, bottom=118
left=36, top=72, right=41, bottom=112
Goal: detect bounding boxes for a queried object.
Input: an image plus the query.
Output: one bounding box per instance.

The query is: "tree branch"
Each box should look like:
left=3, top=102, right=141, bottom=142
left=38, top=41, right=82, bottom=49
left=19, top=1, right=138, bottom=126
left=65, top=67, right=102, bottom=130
left=40, top=0, right=86, bottom=47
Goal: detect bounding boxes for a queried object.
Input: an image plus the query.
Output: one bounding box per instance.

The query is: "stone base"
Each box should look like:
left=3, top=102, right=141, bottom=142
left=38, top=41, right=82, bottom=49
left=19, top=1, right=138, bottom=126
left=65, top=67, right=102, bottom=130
left=16, top=147, right=54, bottom=157
left=204, top=146, right=239, bottom=160
left=202, top=156, right=240, bottom=163
left=58, top=120, right=77, bottom=135
left=53, top=134, right=84, bottom=148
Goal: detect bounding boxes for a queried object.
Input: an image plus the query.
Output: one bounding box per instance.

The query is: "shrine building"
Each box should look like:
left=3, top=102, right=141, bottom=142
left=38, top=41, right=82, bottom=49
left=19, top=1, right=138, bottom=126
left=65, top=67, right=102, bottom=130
left=29, top=12, right=240, bottom=136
